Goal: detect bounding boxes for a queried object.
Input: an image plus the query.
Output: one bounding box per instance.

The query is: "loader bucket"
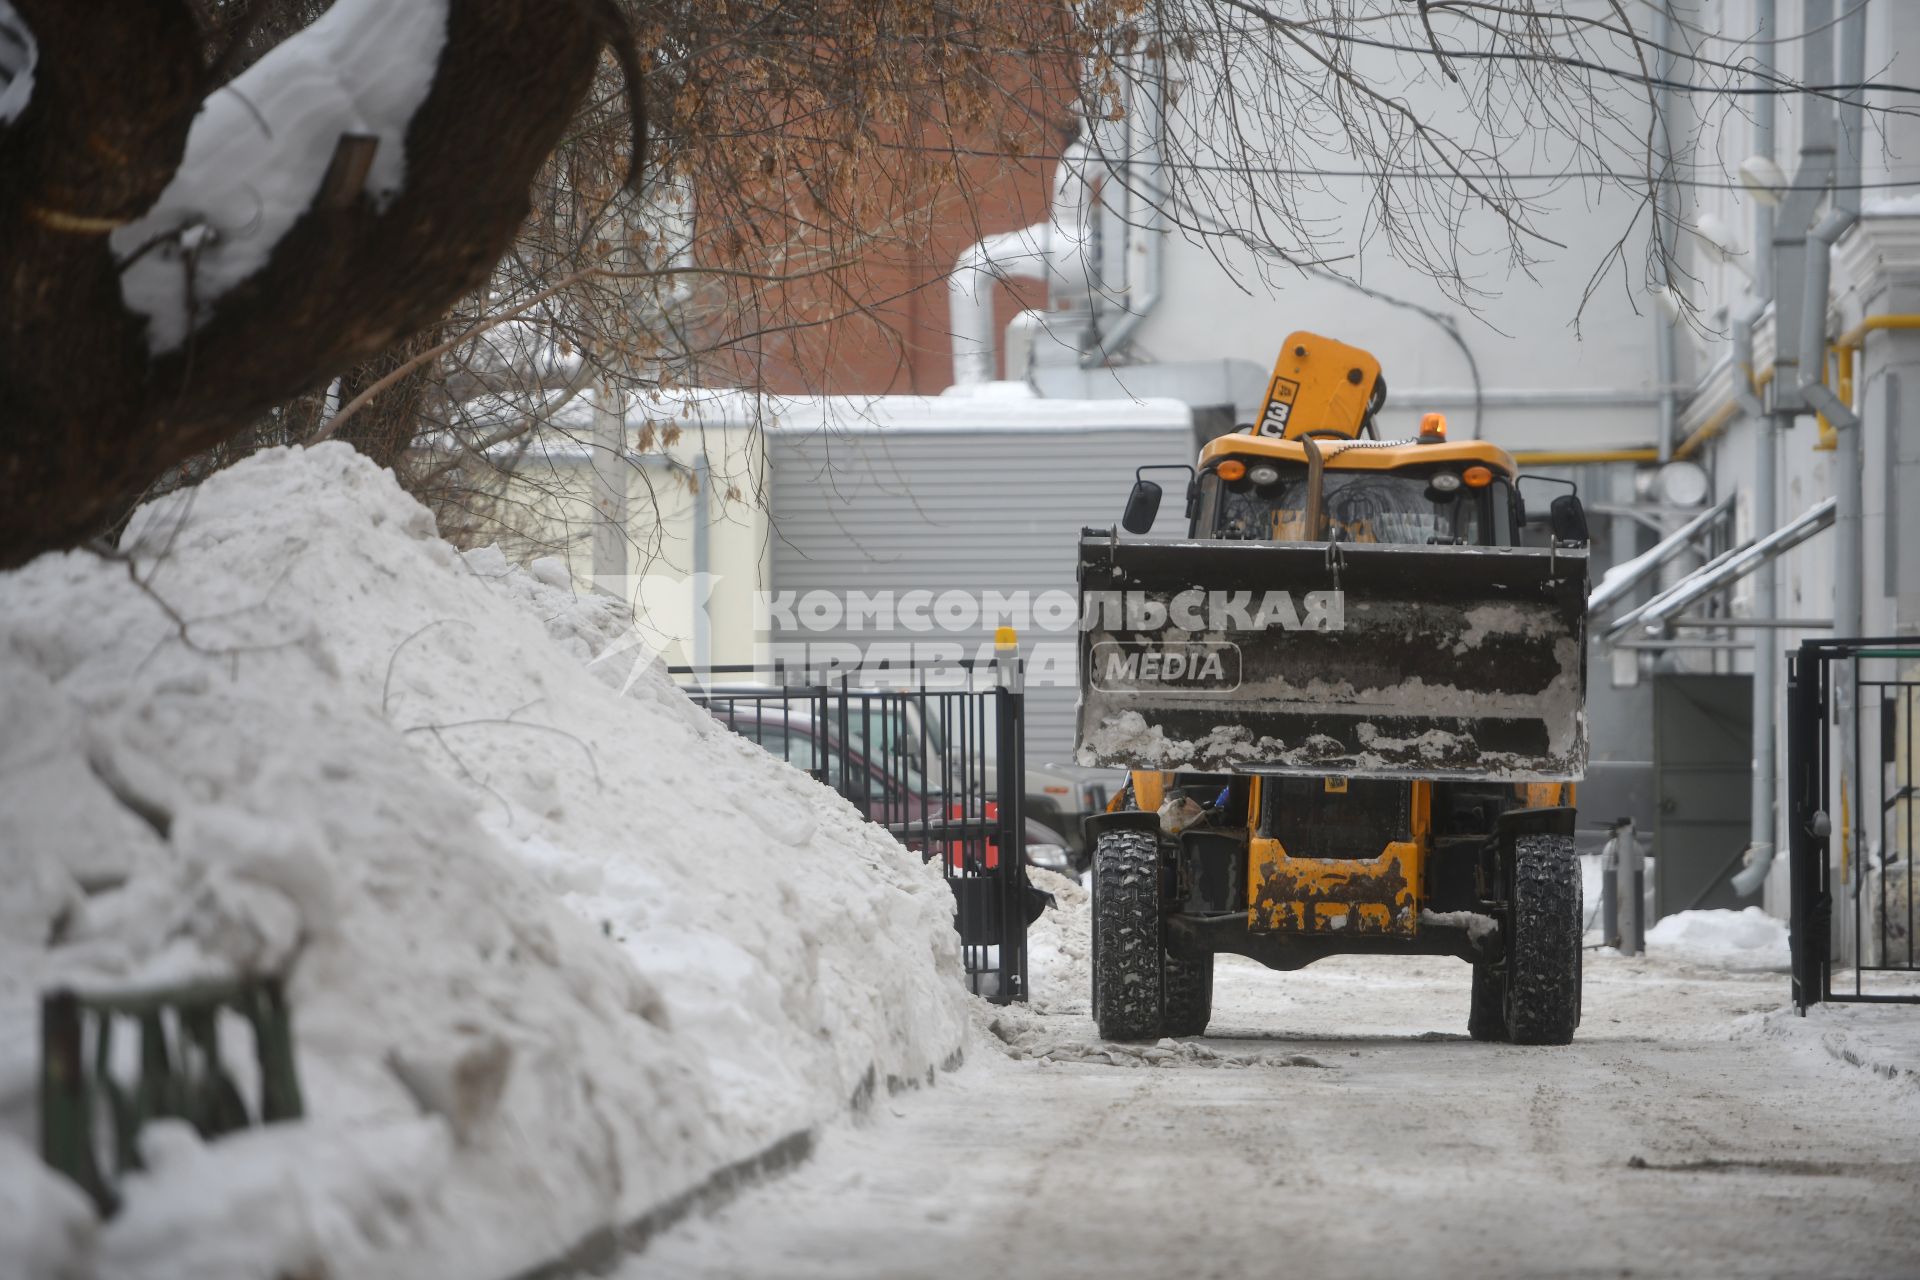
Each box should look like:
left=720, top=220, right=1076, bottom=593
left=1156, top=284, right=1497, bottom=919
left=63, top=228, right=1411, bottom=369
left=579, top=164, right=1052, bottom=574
left=1073, top=535, right=1588, bottom=781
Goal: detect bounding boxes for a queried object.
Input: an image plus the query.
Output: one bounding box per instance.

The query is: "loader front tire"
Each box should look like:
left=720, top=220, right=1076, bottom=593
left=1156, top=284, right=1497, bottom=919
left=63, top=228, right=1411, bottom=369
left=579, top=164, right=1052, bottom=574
left=1504, top=834, right=1582, bottom=1045
left=1162, top=951, right=1213, bottom=1038
left=1092, top=829, right=1165, bottom=1041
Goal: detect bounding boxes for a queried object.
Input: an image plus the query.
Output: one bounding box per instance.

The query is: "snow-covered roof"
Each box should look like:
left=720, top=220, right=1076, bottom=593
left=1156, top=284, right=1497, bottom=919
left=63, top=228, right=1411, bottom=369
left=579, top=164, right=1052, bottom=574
left=550, top=388, right=1193, bottom=437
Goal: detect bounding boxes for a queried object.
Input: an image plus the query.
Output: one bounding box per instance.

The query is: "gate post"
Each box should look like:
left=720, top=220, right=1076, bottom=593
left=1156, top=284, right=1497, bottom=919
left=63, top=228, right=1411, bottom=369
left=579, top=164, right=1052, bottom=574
left=993, top=629, right=1028, bottom=1004
left=1788, top=643, right=1827, bottom=1011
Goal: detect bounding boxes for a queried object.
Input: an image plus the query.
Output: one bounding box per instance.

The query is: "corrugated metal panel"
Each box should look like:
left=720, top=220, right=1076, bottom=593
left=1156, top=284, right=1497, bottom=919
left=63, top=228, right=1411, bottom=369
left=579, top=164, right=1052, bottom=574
left=770, top=420, right=1196, bottom=762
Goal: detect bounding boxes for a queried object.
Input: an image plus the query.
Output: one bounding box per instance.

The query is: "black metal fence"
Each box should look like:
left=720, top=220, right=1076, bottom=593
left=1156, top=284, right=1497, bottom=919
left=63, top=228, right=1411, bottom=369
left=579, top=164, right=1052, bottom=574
left=671, top=656, right=1031, bottom=1003
left=1789, top=638, right=1920, bottom=1010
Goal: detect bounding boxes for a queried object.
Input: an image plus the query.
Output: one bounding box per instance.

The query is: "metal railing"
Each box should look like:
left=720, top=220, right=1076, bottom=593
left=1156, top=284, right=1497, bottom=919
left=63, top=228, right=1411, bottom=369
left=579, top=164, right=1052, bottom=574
left=671, top=655, right=1031, bottom=1003
left=1789, top=638, right=1920, bottom=1010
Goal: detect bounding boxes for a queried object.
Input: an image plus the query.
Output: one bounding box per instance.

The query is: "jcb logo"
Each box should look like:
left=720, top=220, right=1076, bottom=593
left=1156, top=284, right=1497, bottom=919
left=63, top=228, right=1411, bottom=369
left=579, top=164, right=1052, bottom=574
left=1257, top=375, right=1300, bottom=437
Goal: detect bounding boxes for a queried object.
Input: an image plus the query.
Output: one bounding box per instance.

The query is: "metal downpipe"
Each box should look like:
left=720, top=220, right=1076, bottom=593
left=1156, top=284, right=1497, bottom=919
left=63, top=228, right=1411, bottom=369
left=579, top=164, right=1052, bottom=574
left=1798, top=2, right=1872, bottom=923
left=1828, top=0, right=1869, bottom=650
left=1080, top=54, right=1165, bottom=367
left=1739, top=0, right=1867, bottom=899
left=1752, top=0, right=1777, bottom=301
left=1731, top=0, right=1780, bottom=897
left=1732, top=311, right=1778, bottom=896
left=1652, top=1, right=1679, bottom=462
left=1737, top=0, right=1836, bottom=898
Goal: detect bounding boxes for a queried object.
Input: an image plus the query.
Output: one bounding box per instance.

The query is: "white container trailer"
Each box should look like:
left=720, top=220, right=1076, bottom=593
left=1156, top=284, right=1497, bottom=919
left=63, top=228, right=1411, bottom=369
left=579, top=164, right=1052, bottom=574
left=764, top=393, right=1195, bottom=763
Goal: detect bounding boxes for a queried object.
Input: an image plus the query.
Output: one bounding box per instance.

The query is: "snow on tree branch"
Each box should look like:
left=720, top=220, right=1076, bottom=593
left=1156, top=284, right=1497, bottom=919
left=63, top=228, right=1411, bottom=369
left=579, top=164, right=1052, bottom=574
left=0, top=1, right=33, bottom=126
left=113, top=0, right=450, bottom=352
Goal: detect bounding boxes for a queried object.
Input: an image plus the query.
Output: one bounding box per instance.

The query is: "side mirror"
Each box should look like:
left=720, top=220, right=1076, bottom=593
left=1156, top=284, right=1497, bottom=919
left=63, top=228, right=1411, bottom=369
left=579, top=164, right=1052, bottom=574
left=1549, top=494, right=1590, bottom=545
left=1122, top=480, right=1163, bottom=534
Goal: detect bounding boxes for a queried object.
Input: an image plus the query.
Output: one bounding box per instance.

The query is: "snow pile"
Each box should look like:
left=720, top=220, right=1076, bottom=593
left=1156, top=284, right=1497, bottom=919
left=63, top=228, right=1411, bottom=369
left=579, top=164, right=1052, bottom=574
left=1646, top=907, right=1791, bottom=971
left=112, top=0, right=448, bottom=351
left=1024, top=868, right=1091, bottom=1013
left=1736, top=1004, right=1920, bottom=1088
left=0, top=1138, right=94, bottom=1280
left=0, top=444, right=968, bottom=1278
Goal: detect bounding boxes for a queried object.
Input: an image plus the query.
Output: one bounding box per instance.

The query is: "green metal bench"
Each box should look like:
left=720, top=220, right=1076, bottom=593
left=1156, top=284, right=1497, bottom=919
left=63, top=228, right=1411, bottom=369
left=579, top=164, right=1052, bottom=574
left=39, top=976, right=304, bottom=1215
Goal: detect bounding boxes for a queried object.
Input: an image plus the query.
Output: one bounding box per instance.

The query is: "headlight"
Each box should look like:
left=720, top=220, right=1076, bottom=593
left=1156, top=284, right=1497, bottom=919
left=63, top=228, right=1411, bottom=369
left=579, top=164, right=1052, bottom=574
left=1026, top=843, right=1070, bottom=872
left=1429, top=471, right=1462, bottom=493
left=1248, top=463, right=1281, bottom=486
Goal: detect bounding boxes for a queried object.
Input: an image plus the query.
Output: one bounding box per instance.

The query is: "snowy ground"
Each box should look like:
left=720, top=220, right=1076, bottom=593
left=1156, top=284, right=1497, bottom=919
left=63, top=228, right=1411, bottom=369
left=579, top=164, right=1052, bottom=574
left=638, top=891, right=1920, bottom=1279
left=7, top=445, right=1919, bottom=1278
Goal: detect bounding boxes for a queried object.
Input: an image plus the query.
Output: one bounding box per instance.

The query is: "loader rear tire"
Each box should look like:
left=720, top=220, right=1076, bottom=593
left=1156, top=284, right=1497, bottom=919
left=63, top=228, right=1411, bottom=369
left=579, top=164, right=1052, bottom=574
left=1504, top=834, right=1582, bottom=1045
left=1162, top=951, right=1213, bottom=1038
left=1092, top=829, right=1165, bottom=1041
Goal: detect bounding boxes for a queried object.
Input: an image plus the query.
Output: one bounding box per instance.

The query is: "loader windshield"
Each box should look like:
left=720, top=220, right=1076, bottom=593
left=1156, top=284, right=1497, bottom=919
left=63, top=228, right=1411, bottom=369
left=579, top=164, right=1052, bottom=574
left=1209, top=468, right=1489, bottom=546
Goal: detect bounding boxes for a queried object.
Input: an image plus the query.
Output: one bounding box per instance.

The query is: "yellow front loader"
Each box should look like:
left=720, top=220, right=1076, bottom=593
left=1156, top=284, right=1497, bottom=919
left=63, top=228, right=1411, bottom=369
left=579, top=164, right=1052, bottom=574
left=1076, top=332, right=1590, bottom=1044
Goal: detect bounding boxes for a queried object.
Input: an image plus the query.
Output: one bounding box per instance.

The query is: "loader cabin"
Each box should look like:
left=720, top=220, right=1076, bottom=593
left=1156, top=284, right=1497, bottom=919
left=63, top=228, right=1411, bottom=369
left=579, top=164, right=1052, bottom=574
left=1190, top=428, right=1522, bottom=547
left=1120, top=330, right=1588, bottom=547
left=1081, top=331, right=1592, bottom=1049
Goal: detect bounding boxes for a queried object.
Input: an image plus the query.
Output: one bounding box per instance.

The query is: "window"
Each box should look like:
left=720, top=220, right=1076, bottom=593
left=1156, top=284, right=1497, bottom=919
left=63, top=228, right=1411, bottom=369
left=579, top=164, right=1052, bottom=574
left=1209, top=462, right=1494, bottom=547
left=734, top=722, right=836, bottom=785
left=731, top=717, right=906, bottom=809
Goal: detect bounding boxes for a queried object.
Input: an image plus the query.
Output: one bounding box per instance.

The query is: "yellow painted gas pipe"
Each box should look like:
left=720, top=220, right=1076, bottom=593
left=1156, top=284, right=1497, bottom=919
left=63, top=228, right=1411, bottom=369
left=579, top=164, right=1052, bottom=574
left=1835, top=313, right=1920, bottom=349
left=1673, top=401, right=1738, bottom=461
left=1509, top=448, right=1659, bottom=466
left=1815, top=314, right=1920, bottom=451
left=1815, top=348, right=1848, bottom=451
left=1671, top=315, right=1920, bottom=460
left=1673, top=365, right=1773, bottom=462
left=1476, top=317, right=1920, bottom=469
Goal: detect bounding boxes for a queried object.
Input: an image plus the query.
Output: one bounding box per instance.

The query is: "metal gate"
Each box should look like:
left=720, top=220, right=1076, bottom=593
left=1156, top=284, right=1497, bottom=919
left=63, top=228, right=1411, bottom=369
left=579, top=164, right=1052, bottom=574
left=672, top=655, right=1031, bottom=1003
left=1788, top=638, right=1920, bottom=1010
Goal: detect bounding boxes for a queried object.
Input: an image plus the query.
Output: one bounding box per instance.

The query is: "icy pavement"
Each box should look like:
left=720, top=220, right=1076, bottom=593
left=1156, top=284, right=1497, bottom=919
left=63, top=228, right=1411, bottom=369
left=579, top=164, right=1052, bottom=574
left=635, top=930, right=1920, bottom=1278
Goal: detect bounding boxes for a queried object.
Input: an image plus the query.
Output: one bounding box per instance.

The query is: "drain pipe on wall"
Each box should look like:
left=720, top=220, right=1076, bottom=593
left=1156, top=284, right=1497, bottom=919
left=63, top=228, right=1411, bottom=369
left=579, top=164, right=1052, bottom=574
left=1080, top=59, right=1165, bottom=367
left=1789, top=1, right=1870, bottom=917
left=1731, top=0, right=1778, bottom=899
left=1730, top=310, right=1778, bottom=897
left=1736, top=0, right=1866, bottom=898
left=590, top=387, right=629, bottom=591
left=692, top=452, right=711, bottom=670
left=1652, top=1, right=1680, bottom=463
left=1729, top=0, right=1793, bottom=899
left=1801, top=0, right=1868, bottom=648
